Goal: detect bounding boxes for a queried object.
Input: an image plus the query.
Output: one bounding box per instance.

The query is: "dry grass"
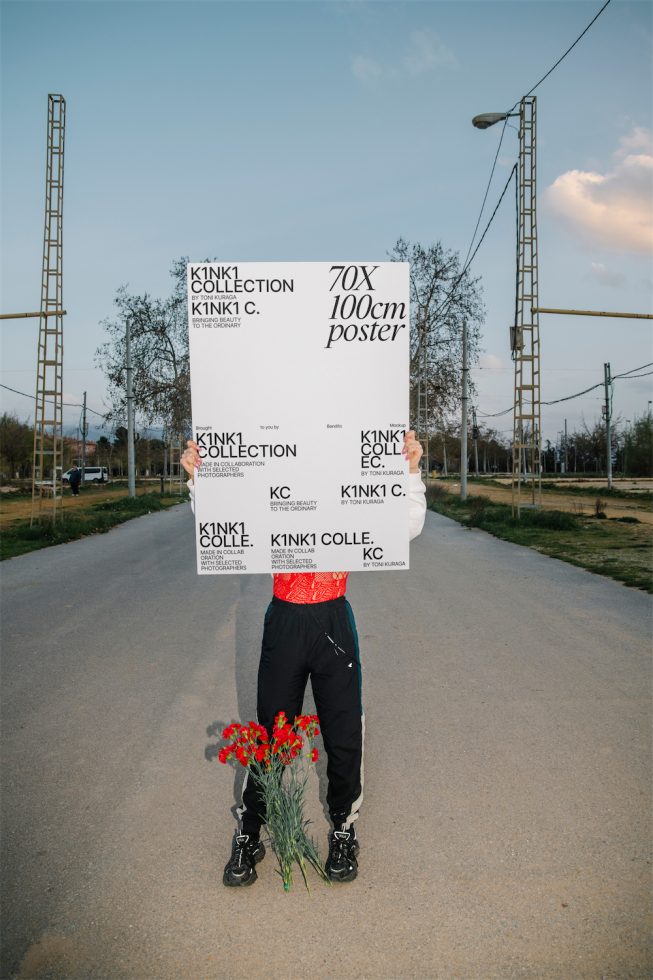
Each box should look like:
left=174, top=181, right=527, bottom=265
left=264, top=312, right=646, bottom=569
left=427, top=485, right=653, bottom=593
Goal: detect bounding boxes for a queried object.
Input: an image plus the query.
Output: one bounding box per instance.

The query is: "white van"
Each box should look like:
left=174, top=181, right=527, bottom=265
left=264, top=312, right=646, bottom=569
left=63, top=466, right=109, bottom=484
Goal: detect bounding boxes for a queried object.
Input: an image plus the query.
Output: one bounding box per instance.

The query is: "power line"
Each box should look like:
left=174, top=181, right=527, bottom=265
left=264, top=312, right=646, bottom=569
left=465, top=165, right=518, bottom=277
left=543, top=383, right=603, bottom=406
left=462, top=123, right=511, bottom=273
left=513, top=0, right=612, bottom=109
left=452, top=0, right=614, bottom=317
left=423, top=164, right=518, bottom=331
left=613, top=362, right=653, bottom=379
left=477, top=361, right=653, bottom=416
left=0, top=382, right=172, bottom=436
left=477, top=406, right=513, bottom=418
left=0, top=383, right=106, bottom=418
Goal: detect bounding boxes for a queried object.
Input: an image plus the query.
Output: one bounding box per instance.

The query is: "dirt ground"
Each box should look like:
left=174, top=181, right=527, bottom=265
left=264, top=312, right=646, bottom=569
left=434, top=477, right=653, bottom=525
left=0, top=481, right=187, bottom=530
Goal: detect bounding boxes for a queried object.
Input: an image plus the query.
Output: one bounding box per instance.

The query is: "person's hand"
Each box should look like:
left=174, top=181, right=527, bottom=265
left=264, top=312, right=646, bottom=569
left=181, top=439, right=201, bottom=480
left=403, top=430, right=423, bottom=474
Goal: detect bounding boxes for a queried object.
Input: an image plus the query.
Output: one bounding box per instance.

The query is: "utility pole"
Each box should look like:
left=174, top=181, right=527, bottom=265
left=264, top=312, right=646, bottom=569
left=31, top=95, right=66, bottom=524
left=81, top=390, right=87, bottom=480
left=126, top=317, right=136, bottom=498
left=472, top=97, right=541, bottom=514
left=461, top=320, right=468, bottom=501
left=564, top=418, right=568, bottom=474
left=472, top=405, right=479, bottom=476
left=512, top=95, right=541, bottom=516
left=416, top=310, right=429, bottom=476
left=604, top=362, right=612, bottom=490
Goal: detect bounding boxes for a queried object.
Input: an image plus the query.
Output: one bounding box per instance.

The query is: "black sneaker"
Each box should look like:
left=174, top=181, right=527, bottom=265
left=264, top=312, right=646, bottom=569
left=325, top=825, right=359, bottom=883
left=223, top=831, right=266, bottom=887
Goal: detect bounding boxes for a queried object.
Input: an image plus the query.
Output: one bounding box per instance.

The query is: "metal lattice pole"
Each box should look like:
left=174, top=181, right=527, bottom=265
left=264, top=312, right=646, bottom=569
left=512, top=95, right=541, bottom=516
left=32, top=95, right=66, bottom=524
left=416, top=316, right=429, bottom=475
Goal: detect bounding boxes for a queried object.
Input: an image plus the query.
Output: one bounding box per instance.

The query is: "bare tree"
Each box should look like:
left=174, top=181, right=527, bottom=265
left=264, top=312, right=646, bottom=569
left=95, top=257, right=203, bottom=438
left=390, top=238, right=485, bottom=429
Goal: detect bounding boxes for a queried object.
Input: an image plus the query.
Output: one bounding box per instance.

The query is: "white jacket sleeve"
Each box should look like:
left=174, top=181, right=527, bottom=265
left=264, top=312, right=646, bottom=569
left=189, top=474, right=427, bottom=539
left=408, top=471, right=427, bottom=540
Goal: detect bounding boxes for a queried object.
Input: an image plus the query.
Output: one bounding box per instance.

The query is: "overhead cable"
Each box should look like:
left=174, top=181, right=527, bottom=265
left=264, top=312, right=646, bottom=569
left=0, top=383, right=106, bottom=417
left=613, top=362, right=653, bottom=379
left=448, top=0, right=614, bottom=324
left=542, top=383, right=603, bottom=406
left=510, top=0, right=613, bottom=111
left=477, top=360, right=652, bottom=416
left=477, top=406, right=513, bottom=418
left=427, top=164, right=517, bottom=329
left=462, top=120, right=511, bottom=272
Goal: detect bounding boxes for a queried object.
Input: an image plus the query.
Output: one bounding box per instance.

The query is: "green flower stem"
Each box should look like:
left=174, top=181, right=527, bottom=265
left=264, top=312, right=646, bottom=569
left=247, top=741, right=329, bottom=892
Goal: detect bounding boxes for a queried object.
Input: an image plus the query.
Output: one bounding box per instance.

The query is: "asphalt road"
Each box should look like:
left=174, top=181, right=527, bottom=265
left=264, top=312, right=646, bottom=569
left=1, top=505, right=651, bottom=979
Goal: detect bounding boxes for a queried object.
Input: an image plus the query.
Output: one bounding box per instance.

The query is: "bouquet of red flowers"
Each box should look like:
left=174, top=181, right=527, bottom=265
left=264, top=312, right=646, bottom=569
left=218, top=711, right=328, bottom=891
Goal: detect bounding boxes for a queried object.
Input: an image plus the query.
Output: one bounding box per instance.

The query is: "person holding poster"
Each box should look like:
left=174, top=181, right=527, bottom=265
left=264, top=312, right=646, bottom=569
left=183, top=431, right=426, bottom=886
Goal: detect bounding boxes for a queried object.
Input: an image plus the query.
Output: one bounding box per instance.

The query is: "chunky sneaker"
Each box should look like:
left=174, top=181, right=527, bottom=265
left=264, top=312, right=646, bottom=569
left=223, top=831, right=266, bottom=887
left=325, top=825, right=359, bottom=883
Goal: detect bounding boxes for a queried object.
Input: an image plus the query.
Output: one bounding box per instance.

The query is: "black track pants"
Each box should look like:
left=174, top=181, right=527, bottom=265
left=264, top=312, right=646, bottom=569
left=239, top=595, right=364, bottom=834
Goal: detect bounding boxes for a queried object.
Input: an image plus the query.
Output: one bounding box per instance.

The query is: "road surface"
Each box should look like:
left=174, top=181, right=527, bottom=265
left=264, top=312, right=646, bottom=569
left=1, top=505, right=651, bottom=978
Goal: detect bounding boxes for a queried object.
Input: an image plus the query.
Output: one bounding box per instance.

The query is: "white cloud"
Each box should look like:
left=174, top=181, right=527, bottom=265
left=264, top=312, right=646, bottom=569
left=351, top=28, right=456, bottom=84
left=351, top=54, right=383, bottom=83
left=402, top=29, right=457, bottom=76
left=614, top=126, right=653, bottom=158
left=590, top=262, right=627, bottom=287
left=479, top=353, right=503, bottom=371
left=544, top=127, right=653, bottom=254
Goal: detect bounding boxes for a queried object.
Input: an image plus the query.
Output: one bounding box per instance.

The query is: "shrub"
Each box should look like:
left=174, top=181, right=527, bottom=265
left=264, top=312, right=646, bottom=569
left=594, top=498, right=607, bottom=519
left=426, top=483, right=447, bottom=505
left=521, top=509, right=579, bottom=531
left=468, top=497, right=488, bottom=526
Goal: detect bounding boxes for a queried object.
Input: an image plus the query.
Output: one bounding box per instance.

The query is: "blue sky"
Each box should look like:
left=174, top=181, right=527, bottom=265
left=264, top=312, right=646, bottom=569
left=1, top=0, right=651, bottom=445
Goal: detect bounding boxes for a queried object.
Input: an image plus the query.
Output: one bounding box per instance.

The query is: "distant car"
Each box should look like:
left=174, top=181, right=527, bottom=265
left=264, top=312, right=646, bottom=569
left=62, top=466, right=108, bottom=484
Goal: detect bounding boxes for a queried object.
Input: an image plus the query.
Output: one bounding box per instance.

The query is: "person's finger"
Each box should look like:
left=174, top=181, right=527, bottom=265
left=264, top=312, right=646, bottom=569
left=181, top=449, right=199, bottom=476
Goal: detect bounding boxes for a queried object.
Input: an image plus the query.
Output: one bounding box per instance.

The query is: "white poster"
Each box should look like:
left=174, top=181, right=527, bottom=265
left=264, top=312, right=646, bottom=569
left=188, top=262, right=410, bottom=575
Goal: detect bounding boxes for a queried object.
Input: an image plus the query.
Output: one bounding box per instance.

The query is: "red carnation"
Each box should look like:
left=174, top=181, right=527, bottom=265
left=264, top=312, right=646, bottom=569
left=215, top=708, right=326, bottom=891
left=273, top=711, right=288, bottom=731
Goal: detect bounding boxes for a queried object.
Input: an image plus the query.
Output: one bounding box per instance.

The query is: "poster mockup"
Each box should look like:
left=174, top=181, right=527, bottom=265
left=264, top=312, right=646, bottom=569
left=187, top=262, right=410, bottom=575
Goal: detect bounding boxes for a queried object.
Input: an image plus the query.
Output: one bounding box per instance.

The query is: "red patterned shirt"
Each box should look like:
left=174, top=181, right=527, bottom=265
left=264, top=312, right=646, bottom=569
left=273, top=572, right=348, bottom=604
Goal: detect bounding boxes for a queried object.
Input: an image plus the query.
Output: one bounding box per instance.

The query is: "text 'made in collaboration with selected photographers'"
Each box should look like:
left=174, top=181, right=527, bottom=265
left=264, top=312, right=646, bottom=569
left=187, top=262, right=410, bottom=575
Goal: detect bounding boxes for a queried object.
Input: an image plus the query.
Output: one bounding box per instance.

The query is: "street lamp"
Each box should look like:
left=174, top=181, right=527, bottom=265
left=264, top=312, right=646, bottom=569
left=472, top=97, right=542, bottom=517
left=471, top=111, right=519, bottom=130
